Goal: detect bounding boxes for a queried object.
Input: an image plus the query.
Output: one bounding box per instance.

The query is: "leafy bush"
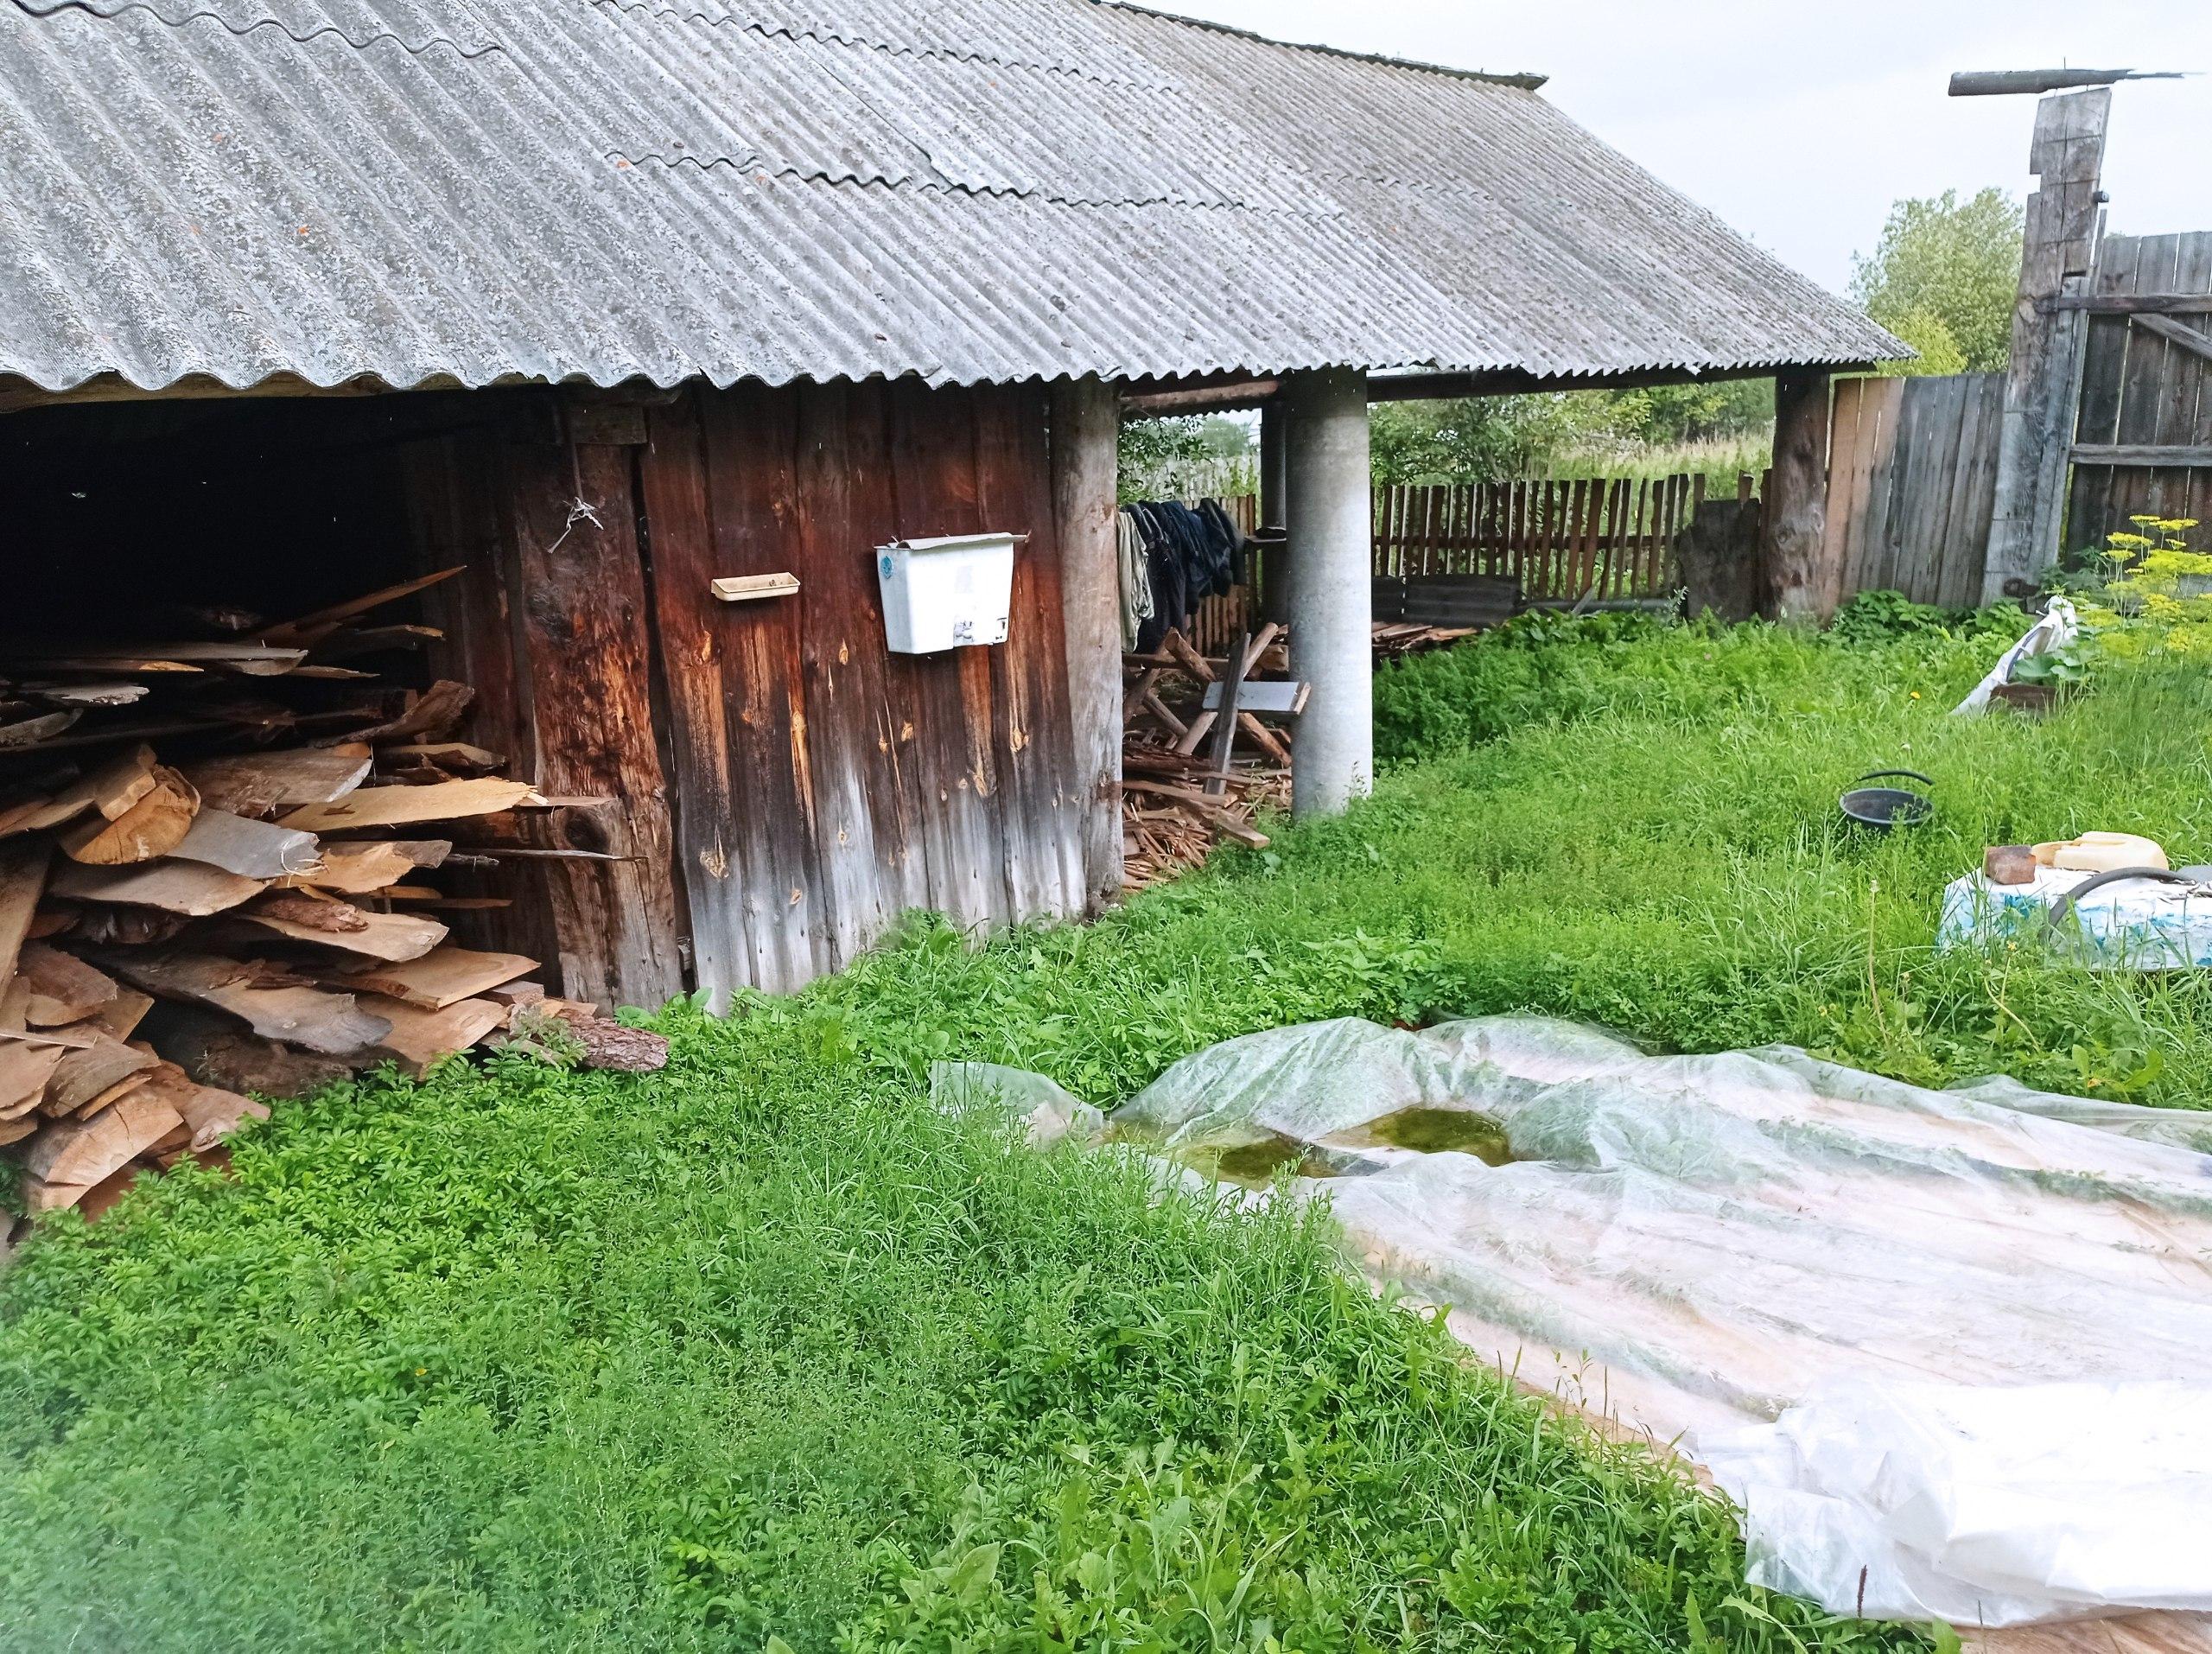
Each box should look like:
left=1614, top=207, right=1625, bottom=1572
left=1827, top=590, right=2018, bottom=648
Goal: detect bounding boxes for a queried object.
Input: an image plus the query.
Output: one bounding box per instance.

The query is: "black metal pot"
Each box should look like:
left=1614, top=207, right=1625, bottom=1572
left=1840, top=770, right=1933, bottom=830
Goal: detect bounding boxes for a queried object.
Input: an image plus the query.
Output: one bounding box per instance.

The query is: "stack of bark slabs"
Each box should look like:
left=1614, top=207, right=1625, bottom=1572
left=1370, top=620, right=1478, bottom=663
left=0, top=569, right=664, bottom=1219
left=1121, top=626, right=1295, bottom=890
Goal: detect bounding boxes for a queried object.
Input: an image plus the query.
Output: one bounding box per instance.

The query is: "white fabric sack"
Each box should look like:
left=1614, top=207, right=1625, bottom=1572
left=1953, top=596, right=2078, bottom=713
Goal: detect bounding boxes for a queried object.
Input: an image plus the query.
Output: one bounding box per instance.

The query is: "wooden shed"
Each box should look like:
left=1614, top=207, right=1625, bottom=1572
left=0, top=0, right=1899, bottom=1008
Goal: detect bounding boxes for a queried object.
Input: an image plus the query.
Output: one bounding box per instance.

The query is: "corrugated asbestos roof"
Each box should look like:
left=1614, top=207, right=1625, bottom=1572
left=0, top=0, right=1904, bottom=394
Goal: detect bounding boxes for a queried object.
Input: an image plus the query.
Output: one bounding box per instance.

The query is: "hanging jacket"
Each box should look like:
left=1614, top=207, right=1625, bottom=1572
left=1116, top=508, right=1154, bottom=652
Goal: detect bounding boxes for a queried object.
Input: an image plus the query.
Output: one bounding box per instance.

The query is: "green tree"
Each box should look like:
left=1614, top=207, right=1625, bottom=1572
left=1118, top=414, right=1254, bottom=500
left=1850, top=188, right=2024, bottom=372
left=1873, top=308, right=1969, bottom=378
left=1370, top=394, right=1594, bottom=486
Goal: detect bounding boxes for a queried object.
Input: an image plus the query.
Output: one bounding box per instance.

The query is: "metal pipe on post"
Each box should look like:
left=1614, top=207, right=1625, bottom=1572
left=1763, top=368, right=1833, bottom=622
left=1281, top=367, right=1372, bottom=819
left=1051, top=374, right=1123, bottom=913
left=1258, top=398, right=1288, bottom=623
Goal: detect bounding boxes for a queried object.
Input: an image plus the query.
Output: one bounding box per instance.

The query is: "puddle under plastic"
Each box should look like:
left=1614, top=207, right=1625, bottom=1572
left=1354, top=1106, right=1513, bottom=1163
left=1211, top=1135, right=1342, bottom=1185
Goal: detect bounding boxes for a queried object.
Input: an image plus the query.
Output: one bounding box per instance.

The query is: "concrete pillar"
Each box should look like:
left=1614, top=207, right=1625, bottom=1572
left=1051, top=375, right=1123, bottom=913
left=1281, top=367, right=1372, bottom=819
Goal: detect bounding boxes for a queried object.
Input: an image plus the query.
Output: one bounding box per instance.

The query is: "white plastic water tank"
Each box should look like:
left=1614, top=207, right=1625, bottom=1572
left=876, top=532, right=1016, bottom=653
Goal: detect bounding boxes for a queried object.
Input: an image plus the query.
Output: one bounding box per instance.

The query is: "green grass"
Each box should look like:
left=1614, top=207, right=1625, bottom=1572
left=2, top=613, right=2205, bottom=1651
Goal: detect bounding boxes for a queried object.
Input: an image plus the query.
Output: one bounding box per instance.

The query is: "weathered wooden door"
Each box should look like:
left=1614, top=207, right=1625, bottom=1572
left=2066, top=232, right=2212, bottom=554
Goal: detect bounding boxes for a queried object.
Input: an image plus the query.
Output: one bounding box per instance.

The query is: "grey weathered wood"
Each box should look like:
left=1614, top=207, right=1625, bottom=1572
left=1941, top=374, right=2005, bottom=608
left=1764, top=367, right=1833, bottom=620
left=1821, top=373, right=2004, bottom=608
left=2048, top=293, right=2212, bottom=314
left=1203, top=627, right=1249, bottom=798
left=1984, top=88, right=2110, bottom=600
left=1677, top=499, right=1764, bottom=622
left=172, top=809, right=322, bottom=881
left=1201, top=679, right=1307, bottom=715
left=2129, top=313, right=2212, bottom=366
left=1948, top=68, right=2178, bottom=98
left=2071, top=443, right=2212, bottom=467
left=1053, top=376, right=1122, bottom=915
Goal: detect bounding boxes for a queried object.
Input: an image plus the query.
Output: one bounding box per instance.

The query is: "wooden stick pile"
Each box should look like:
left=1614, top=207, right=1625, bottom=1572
left=0, top=569, right=666, bottom=1219
left=1122, top=625, right=1295, bottom=890
left=1370, top=620, right=1478, bottom=664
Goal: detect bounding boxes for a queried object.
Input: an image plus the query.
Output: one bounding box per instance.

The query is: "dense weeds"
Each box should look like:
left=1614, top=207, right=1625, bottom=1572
left=4, top=608, right=2205, bottom=1651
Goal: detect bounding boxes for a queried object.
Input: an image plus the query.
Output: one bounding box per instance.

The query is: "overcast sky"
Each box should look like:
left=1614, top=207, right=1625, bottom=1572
left=1156, top=0, right=2212, bottom=296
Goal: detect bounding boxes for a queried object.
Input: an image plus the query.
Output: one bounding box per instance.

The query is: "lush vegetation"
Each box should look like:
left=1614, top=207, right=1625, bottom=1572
left=1850, top=187, right=2024, bottom=377
left=1370, top=384, right=1775, bottom=491
left=5, top=609, right=2207, bottom=1651
left=1117, top=412, right=1257, bottom=501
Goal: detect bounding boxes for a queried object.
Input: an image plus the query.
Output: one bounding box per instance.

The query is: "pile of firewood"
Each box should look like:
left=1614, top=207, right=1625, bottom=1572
left=0, top=569, right=666, bottom=1219
left=1370, top=620, right=1477, bottom=664
left=1122, top=626, right=1297, bottom=890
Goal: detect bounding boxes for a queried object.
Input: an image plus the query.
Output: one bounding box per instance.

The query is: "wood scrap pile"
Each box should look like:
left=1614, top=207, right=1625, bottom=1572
left=0, top=569, right=667, bottom=1220
left=1370, top=620, right=1478, bottom=664
left=1122, top=625, right=1297, bottom=890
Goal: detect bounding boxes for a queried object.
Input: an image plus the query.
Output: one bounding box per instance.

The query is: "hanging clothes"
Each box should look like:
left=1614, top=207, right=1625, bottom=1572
left=1124, top=496, right=1248, bottom=653
left=1116, top=507, right=1154, bottom=652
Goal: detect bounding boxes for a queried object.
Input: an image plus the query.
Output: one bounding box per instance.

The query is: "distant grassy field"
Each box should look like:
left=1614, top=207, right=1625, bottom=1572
left=3, top=610, right=2203, bottom=1651
left=1545, top=430, right=1774, bottom=490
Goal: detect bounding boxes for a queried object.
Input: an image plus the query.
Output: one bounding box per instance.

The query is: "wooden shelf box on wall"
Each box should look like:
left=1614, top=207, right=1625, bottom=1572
left=710, top=573, right=801, bottom=602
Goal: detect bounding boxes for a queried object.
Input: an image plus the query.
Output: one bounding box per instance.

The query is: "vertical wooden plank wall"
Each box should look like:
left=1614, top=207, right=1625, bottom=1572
left=1819, top=373, right=2004, bottom=608
left=2068, top=231, right=2212, bottom=552
left=401, top=404, right=689, bottom=1010
left=633, top=379, right=1086, bottom=1006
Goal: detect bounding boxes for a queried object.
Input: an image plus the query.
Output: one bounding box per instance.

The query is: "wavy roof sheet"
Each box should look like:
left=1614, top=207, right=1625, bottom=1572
left=0, top=0, right=1903, bottom=394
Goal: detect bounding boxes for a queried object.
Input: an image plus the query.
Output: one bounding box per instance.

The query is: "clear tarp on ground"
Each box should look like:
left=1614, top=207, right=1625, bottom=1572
left=938, top=1018, right=2212, bottom=1628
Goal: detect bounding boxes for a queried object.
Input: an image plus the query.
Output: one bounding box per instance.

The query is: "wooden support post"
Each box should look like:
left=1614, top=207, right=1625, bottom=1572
left=1205, top=627, right=1249, bottom=797
left=1052, top=376, right=1123, bottom=914
left=1763, top=368, right=1834, bottom=622
left=1984, top=88, right=2112, bottom=601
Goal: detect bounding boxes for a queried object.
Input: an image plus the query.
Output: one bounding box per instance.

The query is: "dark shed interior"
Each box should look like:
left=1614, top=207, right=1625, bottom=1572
left=1, top=378, right=1091, bottom=1008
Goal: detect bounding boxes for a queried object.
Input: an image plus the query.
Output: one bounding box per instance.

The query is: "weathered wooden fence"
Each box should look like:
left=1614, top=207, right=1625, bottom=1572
left=1370, top=475, right=1704, bottom=601
left=1821, top=372, right=2004, bottom=609
left=1182, top=473, right=1719, bottom=652
left=2067, top=230, right=2212, bottom=554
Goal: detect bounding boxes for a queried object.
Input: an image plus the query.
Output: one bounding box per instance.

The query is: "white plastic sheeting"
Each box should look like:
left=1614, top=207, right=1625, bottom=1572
left=949, top=1018, right=2212, bottom=1626
left=1938, top=863, right=2212, bottom=970
left=1952, top=596, right=2078, bottom=714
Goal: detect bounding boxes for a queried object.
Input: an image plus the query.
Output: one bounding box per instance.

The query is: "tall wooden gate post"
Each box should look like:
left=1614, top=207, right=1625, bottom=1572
left=1764, top=367, right=1834, bottom=620
left=1984, top=88, right=2111, bottom=601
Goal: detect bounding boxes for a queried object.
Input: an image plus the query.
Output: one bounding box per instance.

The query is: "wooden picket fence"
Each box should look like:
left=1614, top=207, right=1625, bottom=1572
left=1179, top=474, right=1723, bottom=652
left=1371, top=474, right=1710, bottom=602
